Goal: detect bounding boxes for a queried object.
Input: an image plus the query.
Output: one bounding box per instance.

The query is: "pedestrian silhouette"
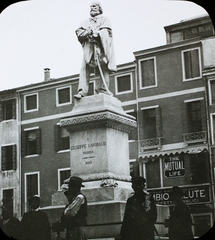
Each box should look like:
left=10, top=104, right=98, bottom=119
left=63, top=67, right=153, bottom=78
left=61, top=176, right=88, bottom=240
left=0, top=203, right=21, bottom=239
left=20, top=195, right=51, bottom=240
left=120, top=176, right=157, bottom=240
left=168, top=186, right=194, bottom=240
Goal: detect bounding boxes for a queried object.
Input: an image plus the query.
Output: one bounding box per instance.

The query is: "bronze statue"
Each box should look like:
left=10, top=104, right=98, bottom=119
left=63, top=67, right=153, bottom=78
left=74, top=1, right=116, bottom=99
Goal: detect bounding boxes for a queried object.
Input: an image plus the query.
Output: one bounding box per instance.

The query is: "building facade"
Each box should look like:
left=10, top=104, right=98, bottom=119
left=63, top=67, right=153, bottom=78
left=0, top=90, right=21, bottom=219
left=0, top=14, right=214, bottom=238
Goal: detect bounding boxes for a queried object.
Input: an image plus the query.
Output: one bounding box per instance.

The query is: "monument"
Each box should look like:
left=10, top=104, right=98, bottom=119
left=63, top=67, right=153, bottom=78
left=74, top=1, right=116, bottom=99
left=60, top=93, right=136, bottom=239
left=50, top=2, right=137, bottom=239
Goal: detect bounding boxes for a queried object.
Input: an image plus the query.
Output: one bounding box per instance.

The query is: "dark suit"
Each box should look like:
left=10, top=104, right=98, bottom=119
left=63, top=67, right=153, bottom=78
left=0, top=217, right=21, bottom=239
left=120, top=191, right=157, bottom=240
left=169, top=202, right=193, bottom=240
left=20, top=210, right=51, bottom=240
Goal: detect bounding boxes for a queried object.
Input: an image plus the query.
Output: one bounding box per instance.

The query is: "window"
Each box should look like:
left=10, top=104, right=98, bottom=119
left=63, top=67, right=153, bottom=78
left=187, top=101, right=202, bottom=132
left=1, top=145, right=16, bottom=171
left=58, top=168, right=71, bottom=190
left=210, top=80, right=215, bottom=105
left=139, top=57, right=157, bottom=89
left=22, top=128, right=41, bottom=156
left=145, top=158, right=161, bottom=188
left=189, top=152, right=209, bottom=184
left=54, top=125, right=70, bottom=151
left=182, top=48, right=201, bottom=81
left=0, top=99, right=16, bottom=121
left=126, top=110, right=137, bottom=140
left=2, top=189, right=13, bottom=215
left=25, top=172, right=39, bottom=210
left=24, top=93, right=38, bottom=112
left=142, top=108, right=157, bottom=139
left=115, top=73, right=132, bottom=94
left=56, top=86, right=72, bottom=106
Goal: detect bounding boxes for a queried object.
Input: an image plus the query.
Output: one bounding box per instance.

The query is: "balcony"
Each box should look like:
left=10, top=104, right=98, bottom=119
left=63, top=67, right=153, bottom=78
left=182, top=131, right=207, bottom=144
left=139, top=137, right=162, bottom=153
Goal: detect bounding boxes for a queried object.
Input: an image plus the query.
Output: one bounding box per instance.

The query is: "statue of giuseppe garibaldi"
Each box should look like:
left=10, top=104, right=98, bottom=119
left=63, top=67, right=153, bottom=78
left=74, top=1, right=116, bottom=99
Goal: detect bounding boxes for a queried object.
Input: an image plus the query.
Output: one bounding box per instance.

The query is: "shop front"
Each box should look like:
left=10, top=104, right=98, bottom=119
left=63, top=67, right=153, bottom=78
left=139, top=146, right=214, bottom=238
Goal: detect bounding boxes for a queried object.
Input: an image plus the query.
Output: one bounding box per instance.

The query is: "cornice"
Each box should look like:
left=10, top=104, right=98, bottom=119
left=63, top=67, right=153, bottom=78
left=60, top=111, right=137, bottom=133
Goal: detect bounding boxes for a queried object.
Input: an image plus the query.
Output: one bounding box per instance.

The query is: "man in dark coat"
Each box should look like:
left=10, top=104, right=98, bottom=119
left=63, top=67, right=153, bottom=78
left=61, top=176, right=88, bottom=240
left=168, top=186, right=194, bottom=240
left=0, top=205, right=21, bottom=239
left=120, top=176, right=157, bottom=240
left=20, top=195, right=51, bottom=240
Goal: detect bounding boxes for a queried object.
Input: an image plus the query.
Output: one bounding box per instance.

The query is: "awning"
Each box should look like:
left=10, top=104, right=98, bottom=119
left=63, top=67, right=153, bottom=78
left=139, top=145, right=208, bottom=160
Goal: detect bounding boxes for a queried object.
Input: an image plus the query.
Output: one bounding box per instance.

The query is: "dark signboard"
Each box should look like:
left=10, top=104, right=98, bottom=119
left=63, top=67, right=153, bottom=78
left=148, top=184, right=210, bottom=206
left=164, top=155, right=185, bottom=178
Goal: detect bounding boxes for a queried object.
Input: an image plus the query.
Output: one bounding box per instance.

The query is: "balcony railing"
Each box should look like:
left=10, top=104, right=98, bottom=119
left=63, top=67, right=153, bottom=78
left=139, top=137, right=162, bottom=153
left=182, top=131, right=207, bottom=144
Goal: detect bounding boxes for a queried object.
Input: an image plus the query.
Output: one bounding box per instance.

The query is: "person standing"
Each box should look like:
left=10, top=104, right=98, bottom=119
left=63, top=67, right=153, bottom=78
left=74, top=1, right=116, bottom=99
left=20, top=195, right=51, bottom=240
left=61, top=176, right=88, bottom=240
left=168, top=186, right=194, bottom=240
left=120, top=176, right=157, bottom=240
left=0, top=204, right=21, bottom=239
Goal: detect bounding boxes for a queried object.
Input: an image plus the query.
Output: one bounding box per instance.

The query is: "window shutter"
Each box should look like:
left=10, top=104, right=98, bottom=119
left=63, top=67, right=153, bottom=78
left=181, top=102, right=188, bottom=133
left=21, top=131, right=26, bottom=157
left=155, top=107, right=162, bottom=137
left=36, top=128, right=42, bottom=155
left=54, top=125, right=60, bottom=152
left=12, top=100, right=16, bottom=119
left=0, top=102, right=3, bottom=122
left=201, top=99, right=207, bottom=131
left=12, top=145, right=17, bottom=170
left=1, top=146, right=6, bottom=171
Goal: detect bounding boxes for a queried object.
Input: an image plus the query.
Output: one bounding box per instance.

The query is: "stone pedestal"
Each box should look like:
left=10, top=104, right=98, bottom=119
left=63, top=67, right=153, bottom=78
left=59, top=94, right=137, bottom=239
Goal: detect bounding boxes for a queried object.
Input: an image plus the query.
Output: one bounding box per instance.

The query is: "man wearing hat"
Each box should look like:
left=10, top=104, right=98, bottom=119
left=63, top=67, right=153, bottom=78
left=20, top=195, right=51, bottom=240
left=61, top=176, right=87, bottom=240
left=168, top=186, right=193, bottom=240
left=74, top=1, right=116, bottom=99
left=120, top=176, right=157, bottom=240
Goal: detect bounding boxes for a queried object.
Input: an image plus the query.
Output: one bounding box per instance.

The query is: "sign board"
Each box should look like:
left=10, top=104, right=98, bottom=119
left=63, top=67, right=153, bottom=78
left=148, top=184, right=210, bottom=206
left=164, top=155, right=185, bottom=178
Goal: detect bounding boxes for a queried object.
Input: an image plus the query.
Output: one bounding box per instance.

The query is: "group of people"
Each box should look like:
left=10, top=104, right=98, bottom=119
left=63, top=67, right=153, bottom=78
left=119, top=176, right=194, bottom=240
left=0, top=195, right=51, bottom=240
left=0, top=175, right=194, bottom=240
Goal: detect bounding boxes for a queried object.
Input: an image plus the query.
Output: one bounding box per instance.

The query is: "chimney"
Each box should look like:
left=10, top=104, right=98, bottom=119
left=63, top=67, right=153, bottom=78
left=44, top=68, right=50, bottom=81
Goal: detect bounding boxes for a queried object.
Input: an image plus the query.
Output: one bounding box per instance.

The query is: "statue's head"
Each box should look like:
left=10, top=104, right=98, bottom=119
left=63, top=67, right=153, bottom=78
left=90, top=1, right=103, bottom=17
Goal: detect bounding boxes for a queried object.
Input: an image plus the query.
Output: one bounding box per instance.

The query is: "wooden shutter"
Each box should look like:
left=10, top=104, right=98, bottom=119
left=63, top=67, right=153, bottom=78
left=0, top=102, right=3, bottom=122
left=156, top=107, right=162, bottom=137
left=12, top=144, right=17, bottom=170
left=12, top=100, right=16, bottom=119
left=181, top=102, right=188, bottom=133
left=21, top=131, right=26, bottom=157
left=54, top=125, right=60, bottom=152
left=36, top=128, right=42, bottom=155
left=201, top=99, right=207, bottom=131
left=1, top=146, right=6, bottom=171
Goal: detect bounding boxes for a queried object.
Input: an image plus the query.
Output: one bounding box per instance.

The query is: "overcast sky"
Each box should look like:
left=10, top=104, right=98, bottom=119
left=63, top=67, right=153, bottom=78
left=0, top=0, right=209, bottom=91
